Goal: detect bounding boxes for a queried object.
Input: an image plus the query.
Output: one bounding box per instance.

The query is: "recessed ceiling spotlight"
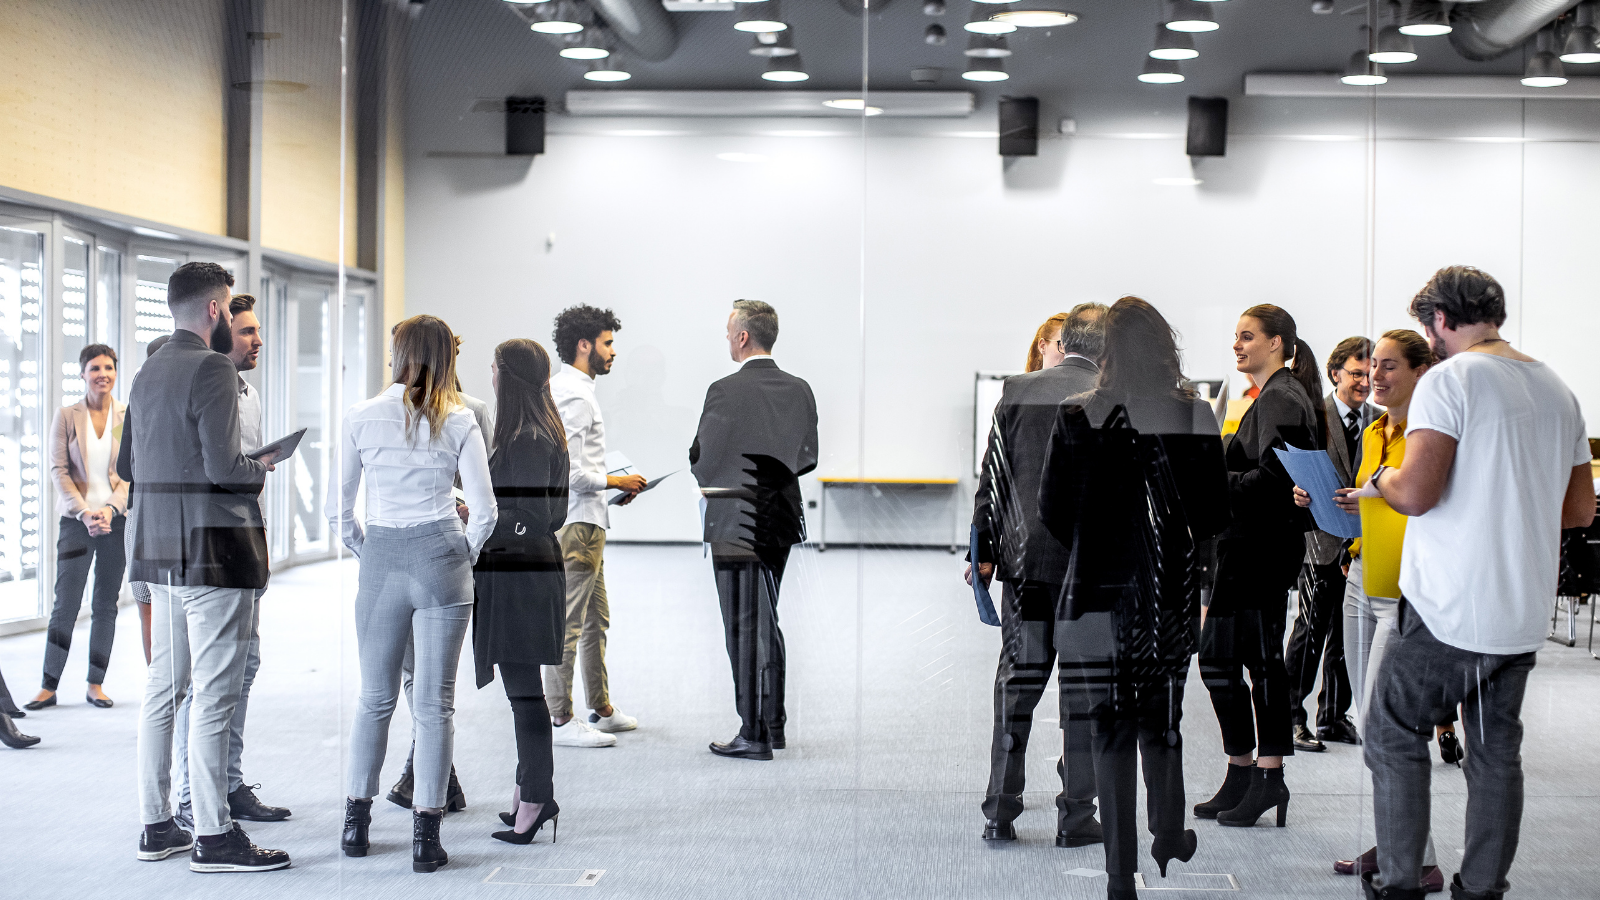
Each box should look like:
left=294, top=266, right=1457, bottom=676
left=762, top=54, right=809, bottom=82
left=584, top=57, right=631, bottom=81
left=1523, top=51, right=1567, bottom=87
left=1341, top=42, right=1387, bottom=85
left=1165, top=0, right=1218, bottom=33
left=1150, top=24, right=1198, bottom=60
left=559, top=30, right=609, bottom=60
left=923, top=0, right=946, bottom=13
left=822, top=99, right=884, bottom=115
left=962, top=57, right=1010, bottom=81
left=1138, top=57, right=1184, bottom=83
left=529, top=0, right=583, bottom=34
left=990, top=9, right=1079, bottom=28
left=965, top=5, right=1018, bottom=34
left=735, top=0, right=787, bottom=33
left=1369, top=1, right=1417, bottom=63
left=1561, top=2, right=1600, bottom=64
left=1398, top=0, right=1450, bottom=37
left=926, top=23, right=948, bottom=44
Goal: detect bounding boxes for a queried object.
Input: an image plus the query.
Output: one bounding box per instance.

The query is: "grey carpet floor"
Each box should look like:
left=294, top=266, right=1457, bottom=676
left=2, top=545, right=1596, bottom=899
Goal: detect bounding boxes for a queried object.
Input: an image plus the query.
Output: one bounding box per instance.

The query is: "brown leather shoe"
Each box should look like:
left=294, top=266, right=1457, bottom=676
left=1335, top=847, right=1378, bottom=876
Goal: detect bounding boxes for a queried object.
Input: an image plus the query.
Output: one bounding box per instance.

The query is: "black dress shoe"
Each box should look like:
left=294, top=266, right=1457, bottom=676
left=709, top=735, right=773, bottom=760
left=229, top=784, right=291, bottom=822
left=1319, top=716, right=1361, bottom=745
left=138, top=819, right=194, bottom=861
left=769, top=730, right=786, bottom=750
left=1294, top=723, right=1326, bottom=752
left=85, top=691, right=114, bottom=709
left=189, top=823, right=291, bottom=872
left=0, top=711, right=40, bottom=749
left=6, top=707, right=25, bottom=718
left=981, top=819, right=1016, bottom=841
left=1055, top=818, right=1104, bottom=848
left=22, top=695, right=55, bottom=711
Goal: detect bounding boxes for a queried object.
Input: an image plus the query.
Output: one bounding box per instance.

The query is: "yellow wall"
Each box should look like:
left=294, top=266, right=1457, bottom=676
left=257, top=0, right=357, bottom=266
left=0, top=1, right=227, bottom=234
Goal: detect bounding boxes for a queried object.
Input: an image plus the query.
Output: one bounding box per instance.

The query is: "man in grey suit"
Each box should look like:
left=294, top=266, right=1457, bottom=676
left=691, top=300, right=818, bottom=761
left=968, top=303, right=1106, bottom=845
left=119, top=262, right=289, bottom=872
left=1287, top=336, right=1377, bottom=752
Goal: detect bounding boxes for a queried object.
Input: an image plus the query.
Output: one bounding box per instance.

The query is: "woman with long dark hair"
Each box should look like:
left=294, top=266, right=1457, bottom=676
left=331, top=315, right=497, bottom=873
left=1040, top=297, right=1230, bottom=900
left=1193, top=304, right=1318, bottom=829
left=473, top=338, right=570, bottom=844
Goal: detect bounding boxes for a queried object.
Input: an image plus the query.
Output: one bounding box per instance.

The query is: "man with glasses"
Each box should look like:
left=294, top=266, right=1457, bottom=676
left=1287, top=336, right=1376, bottom=752
left=969, top=302, right=1107, bottom=845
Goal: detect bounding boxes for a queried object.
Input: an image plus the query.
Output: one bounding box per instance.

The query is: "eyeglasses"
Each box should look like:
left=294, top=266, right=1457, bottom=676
left=1341, top=367, right=1370, bottom=382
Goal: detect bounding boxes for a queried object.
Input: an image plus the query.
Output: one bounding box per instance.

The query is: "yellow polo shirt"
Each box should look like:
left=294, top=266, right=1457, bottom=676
left=1352, top=414, right=1408, bottom=599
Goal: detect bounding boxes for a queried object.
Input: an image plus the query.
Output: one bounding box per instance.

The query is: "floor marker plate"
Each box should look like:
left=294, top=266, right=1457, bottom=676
left=484, top=867, right=605, bottom=887
left=1134, top=873, right=1240, bottom=891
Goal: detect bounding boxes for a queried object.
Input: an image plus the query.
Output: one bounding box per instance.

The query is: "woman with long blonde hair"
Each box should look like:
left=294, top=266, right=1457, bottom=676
left=329, top=314, right=497, bottom=873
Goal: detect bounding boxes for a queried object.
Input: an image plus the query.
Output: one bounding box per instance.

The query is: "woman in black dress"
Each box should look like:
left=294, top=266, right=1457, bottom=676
left=1040, top=297, right=1230, bottom=900
left=1194, top=304, right=1318, bottom=829
left=473, top=338, right=570, bottom=843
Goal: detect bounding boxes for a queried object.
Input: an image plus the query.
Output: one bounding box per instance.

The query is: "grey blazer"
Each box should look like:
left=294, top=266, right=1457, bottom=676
left=50, top=398, right=129, bottom=520
left=116, top=329, right=270, bottom=588
left=1305, top=392, right=1379, bottom=565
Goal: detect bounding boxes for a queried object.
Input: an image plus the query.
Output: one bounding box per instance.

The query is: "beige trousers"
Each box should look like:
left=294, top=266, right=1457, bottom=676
left=542, top=522, right=611, bottom=718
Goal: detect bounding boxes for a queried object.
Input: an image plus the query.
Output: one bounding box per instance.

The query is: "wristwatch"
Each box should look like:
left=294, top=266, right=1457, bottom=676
left=1370, top=465, right=1389, bottom=497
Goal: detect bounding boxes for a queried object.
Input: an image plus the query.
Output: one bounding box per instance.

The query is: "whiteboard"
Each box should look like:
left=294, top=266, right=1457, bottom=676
left=974, top=371, right=1019, bottom=477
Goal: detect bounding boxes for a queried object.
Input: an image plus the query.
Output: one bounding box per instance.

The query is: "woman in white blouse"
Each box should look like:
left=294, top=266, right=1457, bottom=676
left=327, top=315, right=496, bottom=873
left=28, top=344, right=127, bottom=711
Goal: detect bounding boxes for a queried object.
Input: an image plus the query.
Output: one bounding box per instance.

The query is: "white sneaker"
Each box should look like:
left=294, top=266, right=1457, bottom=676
left=551, top=718, right=617, bottom=748
left=589, top=707, right=638, bottom=733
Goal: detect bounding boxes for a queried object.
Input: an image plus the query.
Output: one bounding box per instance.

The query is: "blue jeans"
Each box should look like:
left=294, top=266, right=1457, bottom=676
left=174, top=592, right=262, bottom=804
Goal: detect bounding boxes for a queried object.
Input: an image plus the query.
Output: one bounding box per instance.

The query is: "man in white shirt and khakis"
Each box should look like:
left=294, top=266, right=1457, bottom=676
left=545, top=305, right=646, bottom=747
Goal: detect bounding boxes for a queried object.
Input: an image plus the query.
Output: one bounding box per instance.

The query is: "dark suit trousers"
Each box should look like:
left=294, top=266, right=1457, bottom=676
left=1285, top=559, right=1352, bottom=729
left=983, top=582, right=1097, bottom=833
left=499, top=663, right=555, bottom=804
left=711, top=543, right=790, bottom=743
left=0, top=660, right=19, bottom=715
left=43, top=516, right=126, bottom=690
left=1080, top=681, right=1187, bottom=878
left=1200, top=605, right=1294, bottom=759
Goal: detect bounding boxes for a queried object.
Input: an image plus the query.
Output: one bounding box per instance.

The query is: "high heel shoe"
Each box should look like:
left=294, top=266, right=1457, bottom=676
left=1216, top=765, right=1290, bottom=828
left=1437, top=731, right=1463, bottom=767
left=341, top=798, right=372, bottom=857
left=1150, top=829, right=1198, bottom=877
left=445, top=766, right=467, bottom=813
left=1193, top=762, right=1254, bottom=819
left=492, top=800, right=560, bottom=845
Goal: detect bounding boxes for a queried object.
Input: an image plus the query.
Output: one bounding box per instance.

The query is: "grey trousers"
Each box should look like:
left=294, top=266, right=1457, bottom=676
left=346, top=520, right=473, bottom=810
left=175, top=591, right=263, bottom=803
left=42, top=515, right=126, bottom=689
left=138, top=584, right=257, bottom=835
left=1367, top=601, right=1535, bottom=895
left=1342, top=558, right=1435, bottom=867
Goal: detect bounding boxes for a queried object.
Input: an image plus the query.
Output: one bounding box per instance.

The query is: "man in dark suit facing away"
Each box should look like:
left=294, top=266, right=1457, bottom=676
left=119, top=262, right=288, bottom=873
left=968, top=303, right=1106, bottom=845
left=691, top=300, right=819, bottom=761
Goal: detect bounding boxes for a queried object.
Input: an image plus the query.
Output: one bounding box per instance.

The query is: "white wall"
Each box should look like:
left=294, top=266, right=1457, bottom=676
left=406, top=99, right=1600, bottom=542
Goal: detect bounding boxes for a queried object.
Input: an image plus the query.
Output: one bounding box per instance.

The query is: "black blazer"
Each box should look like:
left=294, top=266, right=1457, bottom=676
left=116, top=329, right=269, bottom=588
left=1215, top=367, right=1319, bottom=603
left=472, top=428, right=568, bottom=689
left=689, top=359, right=819, bottom=548
left=972, top=356, right=1099, bottom=586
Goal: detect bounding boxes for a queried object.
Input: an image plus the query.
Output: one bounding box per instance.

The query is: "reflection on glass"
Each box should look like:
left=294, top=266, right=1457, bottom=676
left=342, top=287, right=366, bottom=408
left=96, top=246, right=122, bottom=365
left=133, top=254, right=178, bottom=360
left=291, top=282, right=330, bottom=555
left=60, top=237, right=91, bottom=405
left=0, top=225, right=46, bottom=622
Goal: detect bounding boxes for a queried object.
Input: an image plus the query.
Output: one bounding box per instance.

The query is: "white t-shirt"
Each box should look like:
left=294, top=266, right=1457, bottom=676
left=1398, top=353, right=1590, bottom=654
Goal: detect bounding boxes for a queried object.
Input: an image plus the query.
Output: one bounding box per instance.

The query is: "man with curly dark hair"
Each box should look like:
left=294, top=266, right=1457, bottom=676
left=544, top=305, right=647, bottom=748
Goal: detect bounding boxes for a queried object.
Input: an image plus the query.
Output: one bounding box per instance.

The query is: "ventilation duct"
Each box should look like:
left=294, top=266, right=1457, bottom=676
left=1448, top=0, right=1584, bottom=61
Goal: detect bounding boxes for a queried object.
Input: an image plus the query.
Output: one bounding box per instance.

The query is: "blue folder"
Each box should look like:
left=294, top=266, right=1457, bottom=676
left=969, top=524, right=1001, bottom=627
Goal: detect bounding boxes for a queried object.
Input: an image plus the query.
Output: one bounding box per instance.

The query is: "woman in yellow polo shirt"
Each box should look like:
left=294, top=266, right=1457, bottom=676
left=1296, top=329, right=1447, bottom=890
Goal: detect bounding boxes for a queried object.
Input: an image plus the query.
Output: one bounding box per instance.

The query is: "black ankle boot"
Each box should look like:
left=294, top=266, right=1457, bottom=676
left=342, top=798, right=372, bottom=857
left=1193, top=763, right=1254, bottom=819
left=387, top=759, right=414, bottom=809
left=1217, top=765, right=1290, bottom=828
left=445, top=766, right=466, bottom=813
left=412, top=810, right=448, bottom=873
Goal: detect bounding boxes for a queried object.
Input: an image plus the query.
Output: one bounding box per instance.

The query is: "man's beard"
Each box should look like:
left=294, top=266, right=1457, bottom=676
left=1425, top=330, right=1448, bottom=361
left=210, top=317, right=234, bottom=355
left=588, top=346, right=610, bottom=375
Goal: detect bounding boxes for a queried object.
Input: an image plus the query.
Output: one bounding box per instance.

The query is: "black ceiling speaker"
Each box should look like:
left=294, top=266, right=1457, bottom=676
left=506, top=96, right=546, bottom=156
left=998, top=96, right=1039, bottom=157
left=1186, top=96, right=1227, bottom=157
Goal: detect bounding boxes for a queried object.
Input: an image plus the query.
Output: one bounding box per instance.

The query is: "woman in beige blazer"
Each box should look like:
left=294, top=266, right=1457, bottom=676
left=26, top=344, right=129, bottom=710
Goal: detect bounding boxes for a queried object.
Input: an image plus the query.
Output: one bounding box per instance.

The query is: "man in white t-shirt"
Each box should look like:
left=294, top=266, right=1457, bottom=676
left=1355, top=266, right=1594, bottom=900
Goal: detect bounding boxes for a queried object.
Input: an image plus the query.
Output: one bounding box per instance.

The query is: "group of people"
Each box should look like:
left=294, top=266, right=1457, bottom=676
left=0, top=261, right=821, bottom=875
left=969, top=266, right=1594, bottom=900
